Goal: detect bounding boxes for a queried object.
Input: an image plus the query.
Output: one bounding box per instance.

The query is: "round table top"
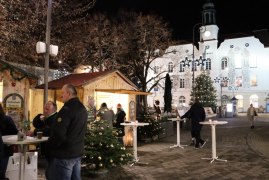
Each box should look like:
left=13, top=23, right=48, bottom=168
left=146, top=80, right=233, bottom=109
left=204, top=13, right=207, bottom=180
left=2, top=135, right=49, bottom=145
left=121, top=122, right=149, bottom=126
left=200, top=120, right=228, bottom=125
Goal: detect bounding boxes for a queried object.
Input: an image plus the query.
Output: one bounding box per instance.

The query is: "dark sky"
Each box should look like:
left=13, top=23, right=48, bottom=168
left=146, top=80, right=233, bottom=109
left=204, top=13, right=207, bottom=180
left=94, top=0, right=269, bottom=41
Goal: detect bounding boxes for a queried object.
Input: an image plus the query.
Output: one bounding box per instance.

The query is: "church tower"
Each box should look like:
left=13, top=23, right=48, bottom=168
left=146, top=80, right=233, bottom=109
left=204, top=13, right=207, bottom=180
left=200, top=0, right=219, bottom=41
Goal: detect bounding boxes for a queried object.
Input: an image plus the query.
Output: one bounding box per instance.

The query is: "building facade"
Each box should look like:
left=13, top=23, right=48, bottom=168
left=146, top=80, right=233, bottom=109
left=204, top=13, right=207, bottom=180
left=147, top=1, right=269, bottom=113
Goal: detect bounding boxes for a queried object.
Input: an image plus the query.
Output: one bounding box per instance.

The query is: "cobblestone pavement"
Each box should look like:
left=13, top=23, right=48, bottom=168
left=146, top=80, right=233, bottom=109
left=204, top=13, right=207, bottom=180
left=39, top=113, right=269, bottom=180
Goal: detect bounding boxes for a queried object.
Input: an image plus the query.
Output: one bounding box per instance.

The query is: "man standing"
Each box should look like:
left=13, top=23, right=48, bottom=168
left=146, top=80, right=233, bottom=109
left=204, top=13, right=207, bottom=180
left=32, top=101, right=57, bottom=158
left=46, top=84, right=87, bottom=180
left=33, top=101, right=57, bottom=137
left=113, top=103, right=126, bottom=144
left=181, top=99, right=206, bottom=149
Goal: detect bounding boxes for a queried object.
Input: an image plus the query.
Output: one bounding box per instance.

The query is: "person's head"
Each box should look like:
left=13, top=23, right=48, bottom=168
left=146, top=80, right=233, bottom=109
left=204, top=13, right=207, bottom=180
left=44, top=101, right=57, bottom=117
left=155, top=100, right=160, bottom=105
left=61, top=84, right=77, bottom=103
left=100, top=102, right=107, bottom=108
left=250, top=104, right=253, bottom=107
left=117, top=103, right=122, bottom=110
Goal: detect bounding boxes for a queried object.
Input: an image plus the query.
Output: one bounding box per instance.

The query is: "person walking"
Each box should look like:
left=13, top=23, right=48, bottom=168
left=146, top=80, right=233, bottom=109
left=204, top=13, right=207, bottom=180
left=0, top=104, right=18, bottom=180
left=247, top=104, right=257, bottom=129
left=113, top=103, right=126, bottom=144
left=180, top=99, right=206, bottom=149
left=46, top=84, right=88, bottom=180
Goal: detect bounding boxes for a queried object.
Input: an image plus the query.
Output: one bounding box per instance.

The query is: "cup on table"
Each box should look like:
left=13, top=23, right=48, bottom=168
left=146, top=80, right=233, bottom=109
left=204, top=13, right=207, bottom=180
left=37, top=131, right=43, bottom=139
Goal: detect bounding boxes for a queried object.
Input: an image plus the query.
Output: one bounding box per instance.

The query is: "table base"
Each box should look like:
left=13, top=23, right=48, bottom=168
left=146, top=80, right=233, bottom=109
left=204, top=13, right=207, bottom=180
left=130, top=159, right=149, bottom=166
left=170, top=144, right=188, bottom=149
left=202, top=157, right=227, bottom=163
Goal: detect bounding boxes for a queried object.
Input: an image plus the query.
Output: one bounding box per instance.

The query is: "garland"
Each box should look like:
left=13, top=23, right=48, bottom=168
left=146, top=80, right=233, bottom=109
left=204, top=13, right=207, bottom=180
left=0, top=64, right=26, bottom=81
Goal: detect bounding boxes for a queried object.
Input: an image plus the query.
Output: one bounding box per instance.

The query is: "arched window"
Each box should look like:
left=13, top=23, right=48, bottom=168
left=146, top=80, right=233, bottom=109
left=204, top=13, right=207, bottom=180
left=179, top=63, right=185, bottom=72
left=221, top=57, right=228, bottom=70
left=168, top=62, right=173, bottom=72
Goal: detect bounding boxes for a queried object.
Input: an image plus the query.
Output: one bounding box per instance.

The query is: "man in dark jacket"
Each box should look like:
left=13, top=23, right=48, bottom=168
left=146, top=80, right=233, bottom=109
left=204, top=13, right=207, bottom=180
left=0, top=104, right=18, bottom=180
left=46, top=84, right=87, bottom=180
left=181, top=99, right=206, bottom=149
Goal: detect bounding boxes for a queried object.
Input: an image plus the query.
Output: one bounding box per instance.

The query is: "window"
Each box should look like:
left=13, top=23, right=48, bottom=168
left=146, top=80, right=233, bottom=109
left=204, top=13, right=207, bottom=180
left=154, top=66, right=160, bottom=74
left=205, top=58, right=211, bottom=70
left=221, top=57, right=228, bottom=70
left=168, top=62, right=173, bottom=73
left=179, top=96, right=186, bottom=106
left=235, top=76, right=242, bottom=87
left=179, top=63, right=185, bottom=72
left=250, top=75, right=257, bottom=86
left=234, top=54, right=242, bottom=68
left=249, top=55, right=257, bottom=68
left=179, top=78, right=185, bottom=88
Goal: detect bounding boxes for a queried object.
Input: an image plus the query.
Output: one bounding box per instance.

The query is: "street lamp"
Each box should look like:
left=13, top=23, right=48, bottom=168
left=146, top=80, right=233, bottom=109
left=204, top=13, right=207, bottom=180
left=36, top=0, right=58, bottom=104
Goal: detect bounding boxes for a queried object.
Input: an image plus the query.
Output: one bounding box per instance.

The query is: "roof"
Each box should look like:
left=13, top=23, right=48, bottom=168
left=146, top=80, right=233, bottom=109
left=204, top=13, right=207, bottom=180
left=0, top=59, right=38, bottom=85
left=35, top=70, right=138, bottom=90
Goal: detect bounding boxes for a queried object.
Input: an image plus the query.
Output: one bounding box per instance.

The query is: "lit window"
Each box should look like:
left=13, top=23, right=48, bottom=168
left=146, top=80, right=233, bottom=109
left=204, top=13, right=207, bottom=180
left=179, top=96, right=186, bottom=105
left=250, top=75, right=257, bottom=86
left=235, top=76, right=242, bottom=87
left=235, top=54, right=242, bottom=69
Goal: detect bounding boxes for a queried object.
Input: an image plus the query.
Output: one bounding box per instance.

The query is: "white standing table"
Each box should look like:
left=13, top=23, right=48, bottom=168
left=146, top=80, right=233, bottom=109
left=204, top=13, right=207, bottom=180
left=3, top=135, right=48, bottom=180
left=199, top=120, right=228, bottom=163
left=121, top=121, right=149, bottom=166
left=168, top=118, right=187, bottom=148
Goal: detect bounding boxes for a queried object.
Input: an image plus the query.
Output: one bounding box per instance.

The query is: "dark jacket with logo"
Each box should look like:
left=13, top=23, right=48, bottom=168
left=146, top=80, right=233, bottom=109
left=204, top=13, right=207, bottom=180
left=47, top=97, right=87, bottom=158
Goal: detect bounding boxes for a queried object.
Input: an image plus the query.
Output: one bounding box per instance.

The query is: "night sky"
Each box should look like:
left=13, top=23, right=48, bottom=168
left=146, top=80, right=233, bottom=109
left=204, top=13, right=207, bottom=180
left=94, top=0, right=269, bottom=41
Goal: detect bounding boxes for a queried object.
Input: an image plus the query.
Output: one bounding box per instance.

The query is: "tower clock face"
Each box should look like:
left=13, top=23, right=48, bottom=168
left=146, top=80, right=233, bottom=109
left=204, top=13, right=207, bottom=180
left=129, top=101, right=136, bottom=120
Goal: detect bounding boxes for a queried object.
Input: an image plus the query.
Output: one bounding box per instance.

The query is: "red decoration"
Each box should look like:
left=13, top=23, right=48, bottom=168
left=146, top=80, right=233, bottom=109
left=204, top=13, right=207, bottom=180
left=11, top=82, right=16, bottom=87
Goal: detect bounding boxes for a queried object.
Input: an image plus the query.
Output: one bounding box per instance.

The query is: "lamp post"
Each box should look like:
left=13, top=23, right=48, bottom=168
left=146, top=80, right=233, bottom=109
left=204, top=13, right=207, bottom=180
left=214, top=76, right=229, bottom=117
left=44, top=0, right=52, bottom=104
left=36, top=0, right=58, bottom=104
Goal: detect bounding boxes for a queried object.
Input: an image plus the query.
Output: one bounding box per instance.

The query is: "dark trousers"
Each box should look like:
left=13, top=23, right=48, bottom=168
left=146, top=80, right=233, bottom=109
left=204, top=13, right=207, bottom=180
left=192, top=128, right=204, bottom=147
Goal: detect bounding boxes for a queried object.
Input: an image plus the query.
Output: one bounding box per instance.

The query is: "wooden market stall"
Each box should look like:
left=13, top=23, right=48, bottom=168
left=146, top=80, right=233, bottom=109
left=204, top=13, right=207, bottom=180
left=31, top=70, right=150, bottom=145
left=0, top=59, right=38, bottom=129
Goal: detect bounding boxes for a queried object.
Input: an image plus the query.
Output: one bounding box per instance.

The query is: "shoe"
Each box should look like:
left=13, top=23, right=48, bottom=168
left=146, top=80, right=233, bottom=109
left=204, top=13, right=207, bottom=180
left=194, top=146, right=200, bottom=149
left=251, top=126, right=254, bottom=129
left=200, top=141, right=207, bottom=148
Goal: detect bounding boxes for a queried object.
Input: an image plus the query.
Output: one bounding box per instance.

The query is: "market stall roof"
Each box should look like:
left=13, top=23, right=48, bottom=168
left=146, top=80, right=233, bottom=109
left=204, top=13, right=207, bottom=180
left=95, top=89, right=152, bottom=95
left=35, top=70, right=150, bottom=95
left=0, top=59, right=38, bottom=85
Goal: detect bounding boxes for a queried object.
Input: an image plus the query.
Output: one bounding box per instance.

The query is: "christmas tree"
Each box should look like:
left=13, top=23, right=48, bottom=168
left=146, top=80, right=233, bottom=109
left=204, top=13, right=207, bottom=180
left=82, top=119, right=133, bottom=173
left=190, top=72, right=217, bottom=108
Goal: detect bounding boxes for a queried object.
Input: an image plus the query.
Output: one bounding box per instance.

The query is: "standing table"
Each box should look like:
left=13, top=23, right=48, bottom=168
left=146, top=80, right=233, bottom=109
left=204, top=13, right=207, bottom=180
left=200, top=120, right=228, bottom=163
left=121, top=121, right=149, bottom=166
left=168, top=118, right=187, bottom=148
left=3, top=135, right=48, bottom=180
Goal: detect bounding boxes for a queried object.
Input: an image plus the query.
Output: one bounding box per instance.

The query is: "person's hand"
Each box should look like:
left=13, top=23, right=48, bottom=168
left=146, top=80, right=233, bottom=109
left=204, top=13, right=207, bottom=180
left=40, top=115, right=45, bottom=120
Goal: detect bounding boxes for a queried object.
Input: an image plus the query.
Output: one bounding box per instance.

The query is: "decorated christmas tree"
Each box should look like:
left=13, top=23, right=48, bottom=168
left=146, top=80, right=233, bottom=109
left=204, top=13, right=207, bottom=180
left=190, top=72, right=217, bottom=108
left=82, top=119, right=133, bottom=174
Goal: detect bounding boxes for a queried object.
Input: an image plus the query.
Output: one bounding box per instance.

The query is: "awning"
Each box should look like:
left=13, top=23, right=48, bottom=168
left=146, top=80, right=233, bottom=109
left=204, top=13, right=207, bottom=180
left=95, top=89, right=152, bottom=95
